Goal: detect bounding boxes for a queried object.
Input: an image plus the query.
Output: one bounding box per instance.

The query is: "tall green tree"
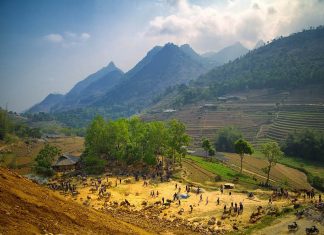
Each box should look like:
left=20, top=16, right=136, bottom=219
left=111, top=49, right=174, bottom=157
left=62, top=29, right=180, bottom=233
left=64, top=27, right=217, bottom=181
left=202, top=138, right=211, bottom=158
left=282, top=129, right=324, bottom=162
left=167, top=119, right=190, bottom=164
left=234, top=139, right=254, bottom=174
left=34, top=144, right=61, bottom=176
left=215, top=126, right=242, bottom=152
left=261, top=141, right=283, bottom=185
left=85, top=116, right=109, bottom=157
left=0, top=109, right=11, bottom=140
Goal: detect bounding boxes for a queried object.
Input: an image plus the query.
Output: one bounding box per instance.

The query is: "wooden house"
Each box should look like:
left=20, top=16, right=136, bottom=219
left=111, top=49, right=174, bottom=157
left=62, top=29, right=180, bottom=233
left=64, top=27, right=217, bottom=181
left=52, top=154, right=80, bottom=172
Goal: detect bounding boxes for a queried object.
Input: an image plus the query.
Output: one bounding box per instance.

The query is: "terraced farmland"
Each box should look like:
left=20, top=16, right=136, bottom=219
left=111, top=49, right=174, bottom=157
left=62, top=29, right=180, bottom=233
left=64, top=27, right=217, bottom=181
left=144, top=86, right=324, bottom=148
left=265, top=106, right=324, bottom=143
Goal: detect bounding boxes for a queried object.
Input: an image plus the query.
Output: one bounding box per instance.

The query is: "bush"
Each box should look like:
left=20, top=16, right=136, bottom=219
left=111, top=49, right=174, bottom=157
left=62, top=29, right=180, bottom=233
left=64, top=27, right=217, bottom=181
left=34, top=165, right=54, bottom=177
left=312, top=176, right=324, bottom=191
left=4, top=133, right=19, bottom=143
left=34, top=144, right=61, bottom=177
left=83, top=155, right=106, bottom=175
left=214, top=175, right=222, bottom=181
left=282, top=129, right=324, bottom=163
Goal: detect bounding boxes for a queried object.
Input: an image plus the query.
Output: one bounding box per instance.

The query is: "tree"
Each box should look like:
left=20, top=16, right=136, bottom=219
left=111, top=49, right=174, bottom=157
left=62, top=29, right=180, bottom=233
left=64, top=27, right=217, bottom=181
left=82, top=152, right=107, bottom=175
left=261, top=141, right=283, bottom=186
left=282, top=129, right=324, bottom=163
left=234, top=139, right=254, bottom=174
left=167, top=119, right=190, bottom=164
left=208, top=147, right=216, bottom=157
left=215, top=126, right=242, bottom=152
left=0, top=109, right=11, bottom=140
left=34, top=144, right=61, bottom=176
left=202, top=138, right=211, bottom=157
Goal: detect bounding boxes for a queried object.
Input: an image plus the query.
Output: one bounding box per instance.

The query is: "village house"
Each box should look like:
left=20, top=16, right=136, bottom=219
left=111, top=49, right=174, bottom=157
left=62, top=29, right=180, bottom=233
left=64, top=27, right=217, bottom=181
left=52, top=154, right=81, bottom=172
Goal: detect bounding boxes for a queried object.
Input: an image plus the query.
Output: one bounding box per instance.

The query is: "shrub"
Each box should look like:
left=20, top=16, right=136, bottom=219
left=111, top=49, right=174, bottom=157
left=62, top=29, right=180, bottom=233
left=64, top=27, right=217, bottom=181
left=83, top=155, right=106, bottom=175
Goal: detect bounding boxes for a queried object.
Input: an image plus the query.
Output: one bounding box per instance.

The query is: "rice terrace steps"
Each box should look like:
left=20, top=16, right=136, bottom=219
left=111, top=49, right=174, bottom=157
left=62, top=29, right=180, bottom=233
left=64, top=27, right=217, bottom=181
left=264, top=104, right=324, bottom=141
left=145, top=86, right=324, bottom=149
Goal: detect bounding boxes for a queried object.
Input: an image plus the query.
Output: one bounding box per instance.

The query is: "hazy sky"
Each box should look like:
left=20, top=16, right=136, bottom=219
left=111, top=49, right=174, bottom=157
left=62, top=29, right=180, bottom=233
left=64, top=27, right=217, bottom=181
left=1, top=0, right=323, bottom=112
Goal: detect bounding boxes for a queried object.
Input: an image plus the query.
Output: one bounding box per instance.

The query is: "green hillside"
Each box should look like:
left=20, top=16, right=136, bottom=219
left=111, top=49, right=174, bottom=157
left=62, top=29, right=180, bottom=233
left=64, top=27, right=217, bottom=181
left=170, top=26, right=324, bottom=107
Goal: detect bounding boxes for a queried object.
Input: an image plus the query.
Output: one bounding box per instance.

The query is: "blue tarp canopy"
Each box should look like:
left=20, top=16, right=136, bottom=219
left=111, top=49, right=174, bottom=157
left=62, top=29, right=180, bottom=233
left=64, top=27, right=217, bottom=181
left=180, top=193, right=190, bottom=199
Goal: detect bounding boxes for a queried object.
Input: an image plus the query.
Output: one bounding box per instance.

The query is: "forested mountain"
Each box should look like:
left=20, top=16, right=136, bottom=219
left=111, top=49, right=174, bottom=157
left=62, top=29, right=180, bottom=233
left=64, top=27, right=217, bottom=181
left=28, top=27, right=324, bottom=127
left=28, top=43, right=213, bottom=126
left=202, top=42, right=249, bottom=65
left=94, top=43, right=208, bottom=110
left=254, top=40, right=265, bottom=49
left=29, top=43, right=211, bottom=116
left=170, top=26, right=324, bottom=106
left=65, top=61, right=122, bottom=100
left=28, top=93, right=64, bottom=113
left=28, top=62, right=124, bottom=113
left=52, top=62, right=124, bottom=111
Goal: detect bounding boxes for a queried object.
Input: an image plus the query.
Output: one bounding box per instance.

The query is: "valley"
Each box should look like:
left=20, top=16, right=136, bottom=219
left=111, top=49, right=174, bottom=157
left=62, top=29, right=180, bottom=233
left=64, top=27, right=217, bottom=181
left=0, top=8, right=323, bottom=235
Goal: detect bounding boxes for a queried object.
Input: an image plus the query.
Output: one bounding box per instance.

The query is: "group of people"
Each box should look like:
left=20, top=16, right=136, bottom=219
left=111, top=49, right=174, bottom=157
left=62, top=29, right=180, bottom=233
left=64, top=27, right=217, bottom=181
left=150, top=190, right=159, bottom=197
left=48, top=180, right=76, bottom=193
left=224, top=202, right=244, bottom=215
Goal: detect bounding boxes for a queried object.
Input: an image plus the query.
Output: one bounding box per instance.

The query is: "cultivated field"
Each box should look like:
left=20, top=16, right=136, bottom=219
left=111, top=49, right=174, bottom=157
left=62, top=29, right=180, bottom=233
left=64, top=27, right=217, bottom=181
left=144, top=86, right=324, bottom=149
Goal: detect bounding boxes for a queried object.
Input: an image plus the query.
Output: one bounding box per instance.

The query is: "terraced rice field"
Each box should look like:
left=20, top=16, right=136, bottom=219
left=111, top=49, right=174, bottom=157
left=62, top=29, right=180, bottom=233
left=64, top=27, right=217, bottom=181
left=266, top=106, right=324, bottom=142
left=144, top=86, right=324, bottom=148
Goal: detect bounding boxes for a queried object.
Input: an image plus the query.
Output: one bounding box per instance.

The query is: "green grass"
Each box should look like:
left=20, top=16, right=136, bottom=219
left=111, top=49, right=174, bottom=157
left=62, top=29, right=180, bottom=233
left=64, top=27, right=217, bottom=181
left=252, top=151, right=324, bottom=191
left=252, top=151, right=324, bottom=178
left=278, top=156, right=324, bottom=178
left=186, top=155, right=256, bottom=186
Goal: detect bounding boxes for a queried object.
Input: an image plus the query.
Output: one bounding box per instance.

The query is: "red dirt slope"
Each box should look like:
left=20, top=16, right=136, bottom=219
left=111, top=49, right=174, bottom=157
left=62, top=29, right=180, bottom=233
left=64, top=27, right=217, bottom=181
left=0, top=167, right=150, bottom=235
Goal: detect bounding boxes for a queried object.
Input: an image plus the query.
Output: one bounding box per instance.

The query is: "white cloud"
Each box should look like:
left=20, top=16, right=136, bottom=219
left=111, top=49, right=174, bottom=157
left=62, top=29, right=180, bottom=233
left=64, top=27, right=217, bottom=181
left=44, top=34, right=63, bottom=43
left=80, top=33, right=91, bottom=41
left=43, top=32, right=91, bottom=47
left=144, top=0, right=324, bottom=52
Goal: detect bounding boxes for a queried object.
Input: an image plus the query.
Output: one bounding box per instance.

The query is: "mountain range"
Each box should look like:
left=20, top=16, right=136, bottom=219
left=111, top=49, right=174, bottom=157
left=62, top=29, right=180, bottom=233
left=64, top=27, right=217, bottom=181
left=28, top=26, right=324, bottom=128
left=29, top=41, right=248, bottom=115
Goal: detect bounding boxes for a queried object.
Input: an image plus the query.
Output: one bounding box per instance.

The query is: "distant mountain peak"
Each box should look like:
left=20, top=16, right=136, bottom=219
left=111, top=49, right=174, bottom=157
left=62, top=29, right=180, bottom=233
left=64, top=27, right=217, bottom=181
left=254, top=40, right=265, bottom=49
left=180, top=43, right=191, bottom=49
left=103, top=61, right=122, bottom=73
left=180, top=44, right=201, bottom=61
left=163, top=42, right=178, bottom=49
left=202, top=42, right=249, bottom=65
left=234, top=41, right=244, bottom=47
left=107, top=61, right=116, bottom=68
left=27, top=93, right=64, bottom=113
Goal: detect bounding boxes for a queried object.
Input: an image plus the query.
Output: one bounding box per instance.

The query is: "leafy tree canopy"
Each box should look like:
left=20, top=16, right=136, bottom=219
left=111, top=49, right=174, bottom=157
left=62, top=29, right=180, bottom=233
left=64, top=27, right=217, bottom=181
left=34, top=144, right=61, bottom=176
left=282, top=129, right=324, bottom=163
left=215, top=126, right=242, bottom=152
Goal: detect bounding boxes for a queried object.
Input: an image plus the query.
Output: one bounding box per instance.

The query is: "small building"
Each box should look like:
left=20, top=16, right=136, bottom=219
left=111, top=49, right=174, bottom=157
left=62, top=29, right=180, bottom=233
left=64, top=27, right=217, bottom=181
left=163, top=109, right=176, bottom=113
left=52, top=154, right=80, bottom=172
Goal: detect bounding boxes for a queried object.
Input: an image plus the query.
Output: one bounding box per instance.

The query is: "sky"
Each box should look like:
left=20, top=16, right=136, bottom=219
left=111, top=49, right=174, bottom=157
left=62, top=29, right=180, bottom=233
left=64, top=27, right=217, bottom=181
left=1, top=0, right=323, bottom=112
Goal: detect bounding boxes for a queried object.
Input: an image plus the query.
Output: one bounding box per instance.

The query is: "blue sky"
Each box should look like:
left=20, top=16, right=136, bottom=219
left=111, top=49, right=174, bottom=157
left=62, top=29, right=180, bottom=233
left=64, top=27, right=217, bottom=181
left=1, top=0, right=323, bottom=112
